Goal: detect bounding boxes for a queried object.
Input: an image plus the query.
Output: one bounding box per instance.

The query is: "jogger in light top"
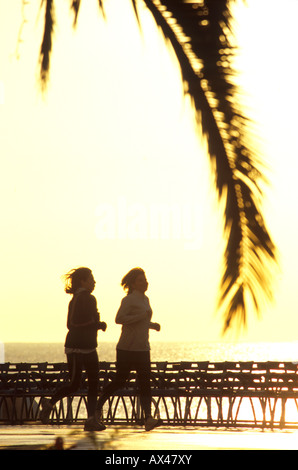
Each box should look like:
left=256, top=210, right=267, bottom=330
left=85, top=267, right=162, bottom=432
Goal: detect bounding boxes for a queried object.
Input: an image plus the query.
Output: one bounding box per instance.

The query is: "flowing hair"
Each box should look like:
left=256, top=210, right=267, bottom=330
left=121, top=267, right=145, bottom=295
left=63, top=267, right=92, bottom=294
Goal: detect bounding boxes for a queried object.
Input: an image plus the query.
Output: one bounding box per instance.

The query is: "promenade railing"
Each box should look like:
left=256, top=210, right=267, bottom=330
left=1, top=361, right=298, bottom=428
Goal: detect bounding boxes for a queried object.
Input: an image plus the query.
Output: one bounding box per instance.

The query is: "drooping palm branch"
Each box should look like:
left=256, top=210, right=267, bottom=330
left=36, top=0, right=277, bottom=333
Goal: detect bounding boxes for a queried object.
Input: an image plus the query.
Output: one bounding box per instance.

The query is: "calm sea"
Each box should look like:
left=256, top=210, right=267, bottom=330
left=3, top=340, right=298, bottom=364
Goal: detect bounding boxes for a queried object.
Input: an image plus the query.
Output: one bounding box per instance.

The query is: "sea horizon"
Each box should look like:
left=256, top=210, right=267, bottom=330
left=2, top=339, right=298, bottom=364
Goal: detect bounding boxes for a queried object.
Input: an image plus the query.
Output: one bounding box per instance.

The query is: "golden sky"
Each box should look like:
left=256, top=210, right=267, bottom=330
left=1, top=0, right=298, bottom=344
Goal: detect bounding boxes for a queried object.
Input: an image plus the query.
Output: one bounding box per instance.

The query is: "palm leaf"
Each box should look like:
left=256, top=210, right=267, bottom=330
left=71, top=1, right=81, bottom=26
left=147, top=0, right=277, bottom=332
left=39, top=0, right=55, bottom=91
left=36, top=0, right=277, bottom=333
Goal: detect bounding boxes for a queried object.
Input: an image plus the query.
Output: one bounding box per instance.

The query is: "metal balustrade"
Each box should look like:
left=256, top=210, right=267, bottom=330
left=1, top=361, right=298, bottom=428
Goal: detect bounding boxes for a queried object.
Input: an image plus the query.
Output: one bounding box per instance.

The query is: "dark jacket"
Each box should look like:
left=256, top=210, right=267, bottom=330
left=64, top=289, right=100, bottom=350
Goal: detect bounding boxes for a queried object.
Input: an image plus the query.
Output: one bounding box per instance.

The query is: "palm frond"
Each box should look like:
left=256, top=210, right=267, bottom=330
left=39, top=0, right=106, bottom=90
left=39, top=0, right=55, bottom=92
left=97, top=0, right=106, bottom=19
left=144, top=0, right=277, bottom=332
left=71, top=0, right=81, bottom=27
left=35, top=0, right=278, bottom=332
